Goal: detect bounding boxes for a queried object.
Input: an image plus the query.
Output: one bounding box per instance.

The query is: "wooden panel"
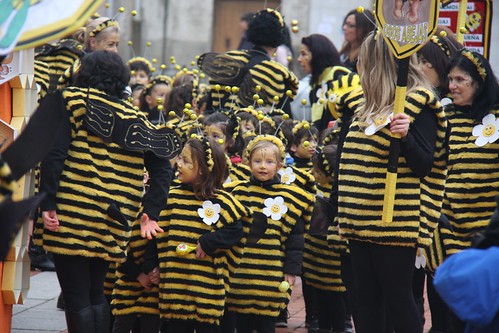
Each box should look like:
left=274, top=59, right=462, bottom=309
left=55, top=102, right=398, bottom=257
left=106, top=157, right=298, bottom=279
left=213, top=0, right=281, bottom=52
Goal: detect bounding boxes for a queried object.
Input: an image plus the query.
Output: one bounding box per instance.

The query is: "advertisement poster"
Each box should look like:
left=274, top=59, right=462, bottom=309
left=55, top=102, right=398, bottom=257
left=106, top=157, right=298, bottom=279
left=438, top=0, right=492, bottom=58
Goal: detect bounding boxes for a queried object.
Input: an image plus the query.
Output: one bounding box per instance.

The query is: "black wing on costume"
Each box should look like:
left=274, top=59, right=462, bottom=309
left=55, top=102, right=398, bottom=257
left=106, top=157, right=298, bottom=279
left=85, top=98, right=182, bottom=159
left=197, top=52, right=246, bottom=85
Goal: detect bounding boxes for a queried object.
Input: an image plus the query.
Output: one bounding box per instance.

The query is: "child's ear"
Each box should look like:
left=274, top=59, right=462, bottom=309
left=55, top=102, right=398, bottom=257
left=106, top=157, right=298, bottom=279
left=290, top=144, right=297, bottom=153
left=89, top=37, right=97, bottom=49
left=276, top=162, right=283, bottom=171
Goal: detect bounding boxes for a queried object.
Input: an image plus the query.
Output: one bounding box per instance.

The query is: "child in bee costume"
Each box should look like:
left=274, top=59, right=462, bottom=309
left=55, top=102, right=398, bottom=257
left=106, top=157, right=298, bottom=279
left=226, top=135, right=315, bottom=333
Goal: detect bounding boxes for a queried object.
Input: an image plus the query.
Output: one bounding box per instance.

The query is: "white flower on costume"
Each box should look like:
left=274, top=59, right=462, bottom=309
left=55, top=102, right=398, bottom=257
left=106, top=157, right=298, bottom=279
left=263, top=196, right=288, bottom=221
left=198, top=200, right=221, bottom=225
left=415, top=248, right=427, bottom=269
left=278, top=167, right=296, bottom=185
left=472, top=114, right=499, bottom=147
left=365, top=113, right=393, bottom=136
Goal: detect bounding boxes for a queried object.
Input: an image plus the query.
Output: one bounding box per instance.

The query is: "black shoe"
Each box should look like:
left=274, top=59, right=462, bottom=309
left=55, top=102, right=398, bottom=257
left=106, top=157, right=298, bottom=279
left=275, top=309, right=289, bottom=327
left=30, top=253, right=56, bottom=271
left=56, top=292, right=65, bottom=310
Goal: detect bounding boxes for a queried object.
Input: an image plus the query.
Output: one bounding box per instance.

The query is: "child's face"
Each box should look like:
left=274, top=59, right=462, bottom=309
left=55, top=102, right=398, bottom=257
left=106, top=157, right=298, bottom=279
left=292, top=136, right=317, bottom=159
left=250, top=146, right=282, bottom=182
left=240, top=119, right=256, bottom=134
left=145, top=84, right=170, bottom=108
left=176, top=145, right=199, bottom=184
left=312, top=166, right=332, bottom=185
left=130, top=70, right=150, bottom=86
left=204, top=124, right=228, bottom=152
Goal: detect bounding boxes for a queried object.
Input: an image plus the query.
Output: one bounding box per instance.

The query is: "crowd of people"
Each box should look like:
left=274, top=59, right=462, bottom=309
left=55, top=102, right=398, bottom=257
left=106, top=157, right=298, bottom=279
left=15, top=4, right=499, bottom=333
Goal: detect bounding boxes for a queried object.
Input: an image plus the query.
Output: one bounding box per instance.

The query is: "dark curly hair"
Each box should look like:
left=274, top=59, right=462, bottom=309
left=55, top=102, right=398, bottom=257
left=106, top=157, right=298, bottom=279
left=247, top=9, right=284, bottom=48
left=74, top=51, right=130, bottom=99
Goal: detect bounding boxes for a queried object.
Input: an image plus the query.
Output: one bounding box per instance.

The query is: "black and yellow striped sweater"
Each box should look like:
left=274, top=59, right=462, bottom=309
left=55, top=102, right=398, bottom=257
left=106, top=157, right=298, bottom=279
left=112, top=219, right=160, bottom=316
left=201, top=49, right=298, bottom=112
left=226, top=177, right=315, bottom=316
left=34, top=87, right=172, bottom=262
left=35, top=38, right=83, bottom=93
left=442, top=104, right=499, bottom=254
left=156, top=185, right=251, bottom=325
left=337, top=88, right=448, bottom=247
left=34, top=60, right=50, bottom=102
left=303, top=182, right=345, bottom=292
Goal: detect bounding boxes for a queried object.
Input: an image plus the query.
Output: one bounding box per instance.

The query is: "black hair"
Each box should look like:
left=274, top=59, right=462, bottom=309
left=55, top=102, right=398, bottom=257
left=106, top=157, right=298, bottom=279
left=129, top=61, right=151, bottom=76
left=247, top=9, right=284, bottom=48
left=203, top=111, right=244, bottom=156
left=448, top=50, right=499, bottom=121
left=301, top=34, right=341, bottom=85
left=74, top=51, right=130, bottom=99
left=241, top=12, right=255, bottom=24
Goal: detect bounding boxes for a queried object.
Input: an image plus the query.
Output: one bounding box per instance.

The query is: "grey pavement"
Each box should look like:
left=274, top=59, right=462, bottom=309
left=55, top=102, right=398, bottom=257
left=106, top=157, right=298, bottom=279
left=12, top=271, right=66, bottom=333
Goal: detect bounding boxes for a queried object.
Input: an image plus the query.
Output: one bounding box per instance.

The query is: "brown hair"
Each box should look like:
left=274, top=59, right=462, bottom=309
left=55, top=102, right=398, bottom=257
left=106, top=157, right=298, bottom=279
left=186, top=137, right=227, bottom=199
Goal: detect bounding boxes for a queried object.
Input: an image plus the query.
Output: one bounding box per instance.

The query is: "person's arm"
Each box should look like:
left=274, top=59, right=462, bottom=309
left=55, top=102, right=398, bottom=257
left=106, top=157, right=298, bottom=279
left=283, top=218, right=305, bottom=276
left=39, top=94, right=71, bottom=211
left=142, top=151, right=173, bottom=222
left=400, top=109, right=437, bottom=177
left=198, top=221, right=244, bottom=256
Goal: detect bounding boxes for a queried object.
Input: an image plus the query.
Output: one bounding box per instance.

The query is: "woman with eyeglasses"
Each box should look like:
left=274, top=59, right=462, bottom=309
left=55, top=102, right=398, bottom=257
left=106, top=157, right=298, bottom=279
left=439, top=49, right=499, bottom=333
left=339, top=8, right=375, bottom=72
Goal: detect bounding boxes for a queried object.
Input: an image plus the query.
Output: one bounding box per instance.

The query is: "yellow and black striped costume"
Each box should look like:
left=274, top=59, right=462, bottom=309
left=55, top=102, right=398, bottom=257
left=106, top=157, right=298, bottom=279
left=57, top=59, right=81, bottom=90
left=157, top=184, right=251, bottom=325
left=441, top=104, right=499, bottom=254
left=35, top=38, right=83, bottom=93
left=337, top=88, right=448, bottom=247
left=112, top=218, right=159, bottom=316
left=199, top=50, right=298, bottom=111
left=226, top=180, right=314, bottom=316
left=228, top=161, right=251, bottom=182
left=303, top=182, right=345, bottom=292
left=280, top=165, right=316, bottom=195
left=34, top=60, right=50, bottom=102
left=33, top=87, right=161, bottom=262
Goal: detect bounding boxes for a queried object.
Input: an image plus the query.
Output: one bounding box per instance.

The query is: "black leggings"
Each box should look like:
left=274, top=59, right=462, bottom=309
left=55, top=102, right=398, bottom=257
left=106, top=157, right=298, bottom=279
left=349, top=241, right=422, bottom=333
left=315, top=287, right=346, bottom=331
left=167, top=319, right=218, bottom=333
left=53, top=254, right=110, bottom=312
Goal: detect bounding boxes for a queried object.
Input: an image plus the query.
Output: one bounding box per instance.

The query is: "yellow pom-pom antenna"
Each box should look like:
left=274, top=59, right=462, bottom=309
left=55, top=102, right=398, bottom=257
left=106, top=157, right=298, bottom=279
left=105, top=3, right=110, bottom=8
left=152, top=58, right=157, bottom=63
left=190, top=61, right=196, bottom=66
left=291, top=19, right=298, bottom=26
left=193, top=69, right=199, bottom=74
left=183, top=108, right=190, bottom=114
left=131, top=10, right=137, bottom=16
left=439, top=30, right=447, bottom=38
left=128, top=41, right=133, bottom=46
left=146, top=41, right=152, bottom=47
left=255, top=85, right=261, bottom=92
left=253, top=94, right=260, bottom=101
left=303, top=141, right=310, bottom=147
left=283, top=114, right=290, bottom=120
left=190, top=133, right=198, bottom=139
left=185, top=103, right=192, bottom=109
left=319, top=98, right=324, bottom=104
left=157, top=105, right=163, bottom=111
left=217, top=139, right=224, bottom=145
left=292, top=26, right=299, bottom=33
left=190, top=114, right=197, bottom=120
left=169, top=111, right=176, bottom=117
left=304, top=123, right=310, bottom=130
left=157, top=98, right=163, bottom=104
left=215, top=84, right=221, bottom=91
left=357, top=6, right=364, bottom=13
left=118, top=7, right=125, bottom=13
left=151, top=67, right=156, bottom=72
left=200, top=73, right=205, bottom=79
left=257, top=114, right=264, bottom=121
left=286, top=55, right=292, bottom=62
left=301, top=98, right=307, bottom=105
left=174, top=64, right=181, bottom=71
left=257, top=99, right=264, bottom=106
left=225, top=86, right=231, bottom=93
left=286, top=90, right=293, bottom=97
left=170, top=56, right=176, bottom=64
left=130, top=70, right=136, bottom=75
left=459, top=27, right=467, bottom=34
left=77, top=45, right=83, bottom=51
left=182, top=67, right=188, bottom=73
left=231, top=86, right=239, bottom=94
left=273, top=96, right=279, bottom=102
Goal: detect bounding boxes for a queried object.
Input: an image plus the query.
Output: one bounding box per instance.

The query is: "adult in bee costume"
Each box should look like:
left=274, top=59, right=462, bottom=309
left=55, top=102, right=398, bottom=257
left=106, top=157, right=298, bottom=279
left=34, top=51, right=180, bottom=333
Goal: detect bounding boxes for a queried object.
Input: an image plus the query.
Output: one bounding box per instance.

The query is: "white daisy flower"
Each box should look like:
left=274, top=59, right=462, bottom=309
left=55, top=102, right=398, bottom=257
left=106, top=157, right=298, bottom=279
left=278, top=167, right=296, bottom=185
left=263, top=196, right=288, bottom=221
left=365, top=113, right=393, bottom=136
left=472, top=114, right=499, bottom=147
left=415, top=248, right=427, bottom=269
left=198, top=200, right=221, bottom=225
